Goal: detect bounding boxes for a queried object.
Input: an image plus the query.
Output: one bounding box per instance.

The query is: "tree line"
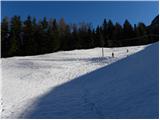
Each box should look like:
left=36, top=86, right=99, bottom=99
left=1, top=16, right=158, bottom=57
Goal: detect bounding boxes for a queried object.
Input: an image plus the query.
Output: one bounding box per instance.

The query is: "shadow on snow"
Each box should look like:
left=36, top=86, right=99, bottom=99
left=20, top=44, right=159, bottom=119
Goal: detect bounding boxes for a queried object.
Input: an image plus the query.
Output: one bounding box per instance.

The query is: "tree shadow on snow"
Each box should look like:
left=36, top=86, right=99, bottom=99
left=22, top=56, right=117, bottom=64
left=20, top=44, right=159, bottom=119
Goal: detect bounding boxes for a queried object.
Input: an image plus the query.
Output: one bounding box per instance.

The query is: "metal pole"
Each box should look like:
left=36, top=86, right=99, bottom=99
left=102, top=47, right=104, bottom=57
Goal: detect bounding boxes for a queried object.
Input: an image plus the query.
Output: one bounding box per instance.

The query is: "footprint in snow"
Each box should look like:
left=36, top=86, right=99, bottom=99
left=2, top=109, right=5, bottom=112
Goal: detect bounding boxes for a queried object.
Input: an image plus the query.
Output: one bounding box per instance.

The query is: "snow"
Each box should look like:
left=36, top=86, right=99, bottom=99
left=1, top=43, right=158, bottom=118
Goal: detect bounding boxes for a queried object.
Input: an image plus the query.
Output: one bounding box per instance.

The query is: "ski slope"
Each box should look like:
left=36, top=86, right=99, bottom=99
left=1, top=43, right=158, bottom=118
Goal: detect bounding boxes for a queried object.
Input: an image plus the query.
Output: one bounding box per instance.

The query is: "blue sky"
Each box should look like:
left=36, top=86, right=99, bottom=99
left=1, top=1, right=159, bottom=27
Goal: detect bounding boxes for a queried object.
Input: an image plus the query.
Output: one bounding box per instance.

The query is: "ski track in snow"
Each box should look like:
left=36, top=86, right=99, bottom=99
left=1, top=46, right=147, bottom=118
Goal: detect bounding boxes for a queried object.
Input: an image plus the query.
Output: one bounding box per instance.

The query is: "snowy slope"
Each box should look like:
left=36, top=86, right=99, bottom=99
left=1, top=44, right=158, bottom=118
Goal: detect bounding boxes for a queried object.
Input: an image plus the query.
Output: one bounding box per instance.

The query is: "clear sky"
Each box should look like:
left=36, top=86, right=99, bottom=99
left=1, top=1, right=159, bottom=27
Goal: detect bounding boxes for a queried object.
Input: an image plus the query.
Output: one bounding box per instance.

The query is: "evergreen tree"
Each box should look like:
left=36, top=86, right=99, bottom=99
left=71, top=23, right=78, bottom=49
left=8, top=16, right=22, bottom=56
left=102, top=19, right=114, bottom=47
left=22, top=16, right=38, bottom=55
left=136, top=23, right=148, bottom=45
left=107, top=20, right=114, bottom=40
left=53, top=19, right=61, bottom=51
left=46, top=19, right=57, bottom=52
left=112, top=23, right=123, bottom=46
left=1, top=17, right=10, bottom=57
left=37, top=17, right=50, bottom=53
left=102, top=19, right=107, bottom=38
left=95, top=26, right=100, bottom=46
left=136, top=23, right=147, bottom=36
left=123, top=20, right=134, bottom=39
left=123, top=20, right=134, bottom=46
left=59, top=18, right=68, bottom=50
left=85, top=25, right=94, bottom=48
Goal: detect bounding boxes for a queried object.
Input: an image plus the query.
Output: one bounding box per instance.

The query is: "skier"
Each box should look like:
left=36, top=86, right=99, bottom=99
left=112, top=52, right=114, bottom=58
left=127, top=49, right=129, bottom=53
left=126, top=49, right=129, bottom=57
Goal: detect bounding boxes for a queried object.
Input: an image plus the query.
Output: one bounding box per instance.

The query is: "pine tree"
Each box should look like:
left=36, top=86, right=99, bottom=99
left=22, top=16, right=37, bottom=55
left=1, top=17, right=10, bottom=57
left=52, top=19, right=61, bottom=51
left=102, top=19, right=114, bottom=47
left=107, top=20, right=114, bottom=40
left=38, top=17, right=50, bottom=53
left=47, top=19, right=56, bottom=52
left=59, top=18, right=69, bottom=50
left=123, top=20, right=134, bottom=38
left=112, top=23, right=123, bottom=46
left=102, top=19, right=107, bottom=37
left=8, top=16, right=22, bottom=56
left=71, top=23, right=78, bottom=49
left=136, top=22, right=148, bottom=45
left=123, top=20, right=134, bottom=46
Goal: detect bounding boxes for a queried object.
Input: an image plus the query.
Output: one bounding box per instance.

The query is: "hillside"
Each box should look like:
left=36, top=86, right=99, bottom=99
left=1, top=43, right=158, bottom=118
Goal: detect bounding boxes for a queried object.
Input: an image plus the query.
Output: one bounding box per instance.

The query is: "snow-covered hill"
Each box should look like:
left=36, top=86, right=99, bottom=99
left=1, top=43, right=158, bottom=118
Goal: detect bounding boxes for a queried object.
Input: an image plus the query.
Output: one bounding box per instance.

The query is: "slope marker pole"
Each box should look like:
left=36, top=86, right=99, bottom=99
left=102, top=47, right=104, bottom=57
